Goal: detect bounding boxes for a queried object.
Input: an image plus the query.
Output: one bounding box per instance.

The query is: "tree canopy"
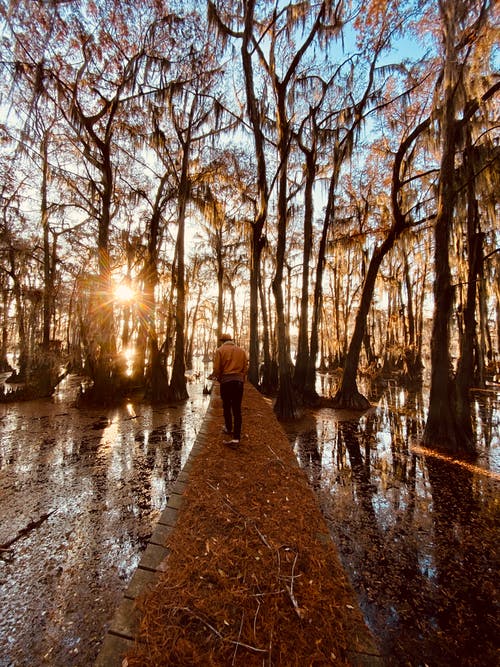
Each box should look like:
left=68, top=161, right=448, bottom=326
left=0, top=0, right=498, bottom=452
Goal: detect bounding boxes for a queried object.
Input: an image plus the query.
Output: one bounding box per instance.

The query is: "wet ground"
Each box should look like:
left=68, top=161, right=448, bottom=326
left=284, top=377, right=500, bottom=666
left=0, top=374, right=210, bottom=667
left=0, top=373, right=498, bottom=666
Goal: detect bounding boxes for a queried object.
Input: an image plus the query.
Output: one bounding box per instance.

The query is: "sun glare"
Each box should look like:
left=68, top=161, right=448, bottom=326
left=123, top=347, right=135, bottom=377
left=114, top=283, right=135, bottom=303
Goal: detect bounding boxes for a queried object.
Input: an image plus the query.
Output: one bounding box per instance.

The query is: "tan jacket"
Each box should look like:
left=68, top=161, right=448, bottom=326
left=213, top=342, right=248, bottom=383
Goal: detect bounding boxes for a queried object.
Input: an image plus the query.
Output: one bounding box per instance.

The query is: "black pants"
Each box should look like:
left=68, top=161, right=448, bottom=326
left=220, top=381, right=244, bottom=440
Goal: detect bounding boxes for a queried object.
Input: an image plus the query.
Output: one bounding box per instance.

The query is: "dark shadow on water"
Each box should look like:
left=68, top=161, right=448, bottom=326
left=426, top=457, right=498, bottom=664
left=294, top=417, right=322, bottom=490
left=284, top=379, right=500, bottom=666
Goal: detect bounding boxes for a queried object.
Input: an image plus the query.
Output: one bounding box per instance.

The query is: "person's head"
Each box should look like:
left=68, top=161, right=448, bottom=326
left=219, top=333, right=233, bottom=343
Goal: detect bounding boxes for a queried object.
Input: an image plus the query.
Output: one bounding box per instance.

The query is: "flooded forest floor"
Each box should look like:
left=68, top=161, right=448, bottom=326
left=0, top=372, right=498, bottom=666
left=283, top=376, right=499, bottom=666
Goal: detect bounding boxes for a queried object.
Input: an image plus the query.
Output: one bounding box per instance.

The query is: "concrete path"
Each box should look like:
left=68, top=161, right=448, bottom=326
left=95, top=385, right=385, bottom=665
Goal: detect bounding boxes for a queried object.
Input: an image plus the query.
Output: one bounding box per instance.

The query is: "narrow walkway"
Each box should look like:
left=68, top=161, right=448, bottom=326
left=95, top=384, right=385, bottom=666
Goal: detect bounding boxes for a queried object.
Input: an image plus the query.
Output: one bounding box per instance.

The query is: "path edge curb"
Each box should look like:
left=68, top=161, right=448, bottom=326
left=94, top=391, right=217, bottom=666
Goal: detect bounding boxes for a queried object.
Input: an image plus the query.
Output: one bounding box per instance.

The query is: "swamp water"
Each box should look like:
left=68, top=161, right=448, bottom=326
left=284, top=376, right=499, bottom=666
left=0, top=373, right=498, bottom=666
left=0, top=374, right=209, bottom=666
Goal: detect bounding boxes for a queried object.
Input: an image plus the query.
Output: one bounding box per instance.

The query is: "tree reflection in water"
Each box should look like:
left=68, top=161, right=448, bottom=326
left=285, top=379, right=499, bottom=666
left=0, top=375, right=210, bottom=666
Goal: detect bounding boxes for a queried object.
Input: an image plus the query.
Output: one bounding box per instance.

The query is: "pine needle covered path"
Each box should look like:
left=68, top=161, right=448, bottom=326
left=96, top=384, right=385, bottom=666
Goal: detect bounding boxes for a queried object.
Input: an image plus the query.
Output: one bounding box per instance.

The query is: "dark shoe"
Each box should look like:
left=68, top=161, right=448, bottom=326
left=223, top=439, right=240, bottom=448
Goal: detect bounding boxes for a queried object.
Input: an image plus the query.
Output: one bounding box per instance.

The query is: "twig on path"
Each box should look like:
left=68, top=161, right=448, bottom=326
left=253, top=524, right=272, bottom=550
left=228, top=638, right=267, bottom=654
left=183, top=607, right=223, bottom=639
left=278, top=547, right=303, bottom=619
left=206, top=480, right=273, bottom=550
left=268, top=628, right=273, bottom=667
left=205, top=479, right=304, bottom=618
left=253, top=598, right=261, bottom=639
left=231, top=611, right=245, bottom=665
left=266, top=445, right=285, bottom=466
left=182, top=607, right=267, bottom=654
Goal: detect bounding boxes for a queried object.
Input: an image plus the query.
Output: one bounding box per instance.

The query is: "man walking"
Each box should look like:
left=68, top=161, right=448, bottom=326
left=211, top=333, right=248, bottom=447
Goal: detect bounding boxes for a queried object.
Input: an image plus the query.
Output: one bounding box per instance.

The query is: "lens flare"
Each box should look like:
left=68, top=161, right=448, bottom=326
left=114, top=283, right=135, bottom=303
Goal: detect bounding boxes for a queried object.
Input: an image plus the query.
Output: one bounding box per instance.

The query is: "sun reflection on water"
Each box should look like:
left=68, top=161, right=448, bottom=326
left=411, top=444, right=500, bottom=480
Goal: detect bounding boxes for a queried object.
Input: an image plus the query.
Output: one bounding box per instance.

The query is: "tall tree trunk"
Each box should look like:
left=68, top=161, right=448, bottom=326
left=248, top=229, right=265, bottom=385
left=32, top=131, right=61, bottom=397
left=186, top=284, right=202, bottom=369
left=401, top=243, right=423, bottom=383
left=305, top=181, right=332, bottom=399
left=216, top=229, right=224, bottom=340
left=423, top=4, right=473, bottom=453
left=422, top=171, right=462, bottom=448
left=306, top=143, right=347, bottom=395
left=332, top=242, right=391, bottom=410
left=144, top=197, right=171, bottom=402
left=7, top=246, right=27, bottom=380
left=91, top=141, right=117, bottom=401
left=403, top=246, right=415, bottom=350
left=273, top=88, right=298, bottom=420
left=169, top=155, right=189, bottom=401
left=229, top=284, right=238, bottom=342
left=258, top=269, right=275, bottom=392
left=455, top=135, right=482, bottom=441
left=0, top=287, right=11, bottom=371
left=41, top=131, right=52, bottom=349
left=477, top=262, right=489, bottom=385
left=241, top=0, right=268, bottom=387
left=416, top=256, right=428, bottom=364
left=293, top=145, right=316, bottom=400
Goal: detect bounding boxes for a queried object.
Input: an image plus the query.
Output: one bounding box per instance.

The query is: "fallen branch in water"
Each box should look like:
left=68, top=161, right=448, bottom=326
left=0, top=510, right=56, bottom=550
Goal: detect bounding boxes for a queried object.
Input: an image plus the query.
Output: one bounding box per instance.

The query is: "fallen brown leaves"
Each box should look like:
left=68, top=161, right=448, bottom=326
left=125, top=384, right=379, bottom=666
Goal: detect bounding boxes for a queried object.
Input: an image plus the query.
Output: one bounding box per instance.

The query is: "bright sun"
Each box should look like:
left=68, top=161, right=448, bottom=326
left=114, top=283, right=135, bottom=303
